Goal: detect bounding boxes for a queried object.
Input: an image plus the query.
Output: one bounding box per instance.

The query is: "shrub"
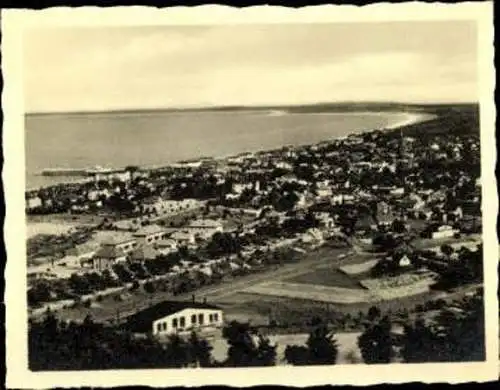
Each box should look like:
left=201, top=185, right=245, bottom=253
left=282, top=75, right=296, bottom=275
left=144, top=281, right=156, bottom=294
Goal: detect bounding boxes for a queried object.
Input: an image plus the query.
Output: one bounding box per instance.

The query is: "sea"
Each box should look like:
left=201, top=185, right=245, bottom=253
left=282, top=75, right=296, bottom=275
left=25, top=110, right=413, bottom=190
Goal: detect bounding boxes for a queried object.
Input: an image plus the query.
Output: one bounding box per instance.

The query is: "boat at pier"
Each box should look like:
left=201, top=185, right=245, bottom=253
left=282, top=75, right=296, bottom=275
left=40, top=168, right=88, bottom=177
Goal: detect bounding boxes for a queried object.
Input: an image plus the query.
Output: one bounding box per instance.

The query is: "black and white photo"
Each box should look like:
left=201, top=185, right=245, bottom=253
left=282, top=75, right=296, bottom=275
left=3, top=3, right=497, bottom=388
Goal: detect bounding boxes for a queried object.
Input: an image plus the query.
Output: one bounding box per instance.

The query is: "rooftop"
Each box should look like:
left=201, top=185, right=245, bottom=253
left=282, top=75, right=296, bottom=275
left=155, top=239, right=177, bottom=247
left=94, top=245, right=125, bottom=259
left=133, top=224, right=166, bottom=237
left=125, top=300, right=221, bottom=333
left=130, top=245, right=158, bottom=261
left=188, top=219, right=222, bottom=228
left=95, top=231, right=136, bottom=246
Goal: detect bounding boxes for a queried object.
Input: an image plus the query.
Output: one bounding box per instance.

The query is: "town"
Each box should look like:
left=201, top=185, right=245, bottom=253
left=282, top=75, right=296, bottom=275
left=27, top=104, right=485, bottom=368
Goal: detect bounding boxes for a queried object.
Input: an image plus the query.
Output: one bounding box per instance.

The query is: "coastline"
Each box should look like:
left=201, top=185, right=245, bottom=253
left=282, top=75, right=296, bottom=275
left=26, top=110, right=433, bottom=192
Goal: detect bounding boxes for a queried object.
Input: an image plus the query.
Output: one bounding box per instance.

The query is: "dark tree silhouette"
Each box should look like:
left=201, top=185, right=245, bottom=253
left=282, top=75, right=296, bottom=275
left=285, top=322, right=338, bottom=366
left=358, top=315, right=393, bottom=364
left=222, top=321, right=276, bottom=367
left=29, top=311, right=214, bottom=370
left=187, top=331, right=213, bottom=367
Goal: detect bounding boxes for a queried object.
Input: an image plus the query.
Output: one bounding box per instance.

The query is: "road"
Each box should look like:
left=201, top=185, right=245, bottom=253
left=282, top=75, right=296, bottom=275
left=83, top=245, right=356, bottom=323
left=170, top=247, right=354, bottom=302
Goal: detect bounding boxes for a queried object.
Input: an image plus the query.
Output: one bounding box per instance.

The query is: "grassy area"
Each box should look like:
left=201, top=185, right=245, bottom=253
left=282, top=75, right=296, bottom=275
left=285, top=268, right=364, bottom=289
left=217, top=290, right=443, bottom=328
left=241, top=281, right=374, bottom=304
left=27, top=213, right=105, bottom=226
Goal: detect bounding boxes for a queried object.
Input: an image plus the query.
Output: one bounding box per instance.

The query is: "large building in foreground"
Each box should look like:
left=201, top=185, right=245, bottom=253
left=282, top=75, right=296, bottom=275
left=126, top=300, right=224, bottom=337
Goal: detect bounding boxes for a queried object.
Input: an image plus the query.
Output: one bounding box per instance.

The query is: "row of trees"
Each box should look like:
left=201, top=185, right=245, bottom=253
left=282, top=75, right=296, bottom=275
left=357, top=292, right=485, bottom=363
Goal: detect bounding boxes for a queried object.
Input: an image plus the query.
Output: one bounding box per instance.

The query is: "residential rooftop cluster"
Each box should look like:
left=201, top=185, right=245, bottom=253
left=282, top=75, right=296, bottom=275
left=26, top=110, right=482, bottom=335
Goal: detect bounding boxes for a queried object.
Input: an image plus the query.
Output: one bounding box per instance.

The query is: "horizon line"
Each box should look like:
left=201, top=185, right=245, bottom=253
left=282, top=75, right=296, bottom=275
left=25, top=101, right=479, bottom=115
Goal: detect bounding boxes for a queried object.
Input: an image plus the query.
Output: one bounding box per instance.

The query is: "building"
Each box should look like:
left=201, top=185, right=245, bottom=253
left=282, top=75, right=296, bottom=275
left=390, top=187, right=405, bottom=197
left=87, top=189, right=111, bottom=202
left=232, top=183, right=252, bottom=195
left=97, top=233, right=138, bottom=254
left=431, top=225, right=458, bottom=240
left=316, top=184, right=333, bottom=199
left=186, top=219, right=224, bottom=240
left=92, top=246, right=127, bottom=271
left=314, top=212, right=335, bottom=229
left=126, top=300, right=224, bottom=337
left=154, top=238, right=178, bottom=255
left=331, top=193, right=355, bottom=205
left=86, top=166, right=132, bottom=183
left=143, top=198, right=202, bottom=215
left=133, top=224, right=169, bottom=244
left=398, top=254, right=412, bottom=267
left=170, top=230, right=197, bottom=246
left=377, top=201, right=396, bottom=227
left=26, top=195, right=42, bottom=210
left=301, top=228, right=324, bottom=245
left=129, top=245, right=158, bottom=263
left=91, top=233, right=137, bottom=270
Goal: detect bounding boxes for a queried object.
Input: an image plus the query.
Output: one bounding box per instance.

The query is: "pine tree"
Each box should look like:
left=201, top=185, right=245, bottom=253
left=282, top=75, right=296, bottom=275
left=358, top=315, right=393, bottom=364
left=401, top=317, right=442, bottom=362
left=285, top=322, right=338, bottom=366
left=188, top=331, right=213, bottom=367
left=255, top=334, right=277, bottom=366
left=305, top=324, right=338, bottom=365
left=222, top=321, right=277, bottom=367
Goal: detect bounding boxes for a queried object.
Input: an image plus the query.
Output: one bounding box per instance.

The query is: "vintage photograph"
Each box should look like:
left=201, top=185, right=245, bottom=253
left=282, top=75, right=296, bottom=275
left=2, top=3, right=497, bottom=388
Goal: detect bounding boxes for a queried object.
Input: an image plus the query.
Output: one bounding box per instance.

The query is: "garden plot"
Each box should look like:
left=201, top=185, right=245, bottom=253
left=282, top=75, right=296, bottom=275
left=338, top=260, right=379, bottom=275
left=360, top=273, right=437, bottom=300
left=241, top=281, right=376, bottom=304
left=285, top=267, right=364, bottom=289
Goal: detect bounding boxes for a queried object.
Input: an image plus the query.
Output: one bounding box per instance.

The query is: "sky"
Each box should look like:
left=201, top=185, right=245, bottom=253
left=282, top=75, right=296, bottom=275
left=23, top=21, right=478, bottom=113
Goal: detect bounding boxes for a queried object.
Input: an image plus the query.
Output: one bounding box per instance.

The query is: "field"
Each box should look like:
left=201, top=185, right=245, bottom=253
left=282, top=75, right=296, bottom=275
left=213, top=290, right=444, bottom=330
left=286, top=267, right=365, bottom=289
left=242, top=281, right=374, bottom=304
left=339, top=260, right=379, bottom=275
left=27, top=221, right=78, bottom=239
left=45, top=241, right=463, bottom=328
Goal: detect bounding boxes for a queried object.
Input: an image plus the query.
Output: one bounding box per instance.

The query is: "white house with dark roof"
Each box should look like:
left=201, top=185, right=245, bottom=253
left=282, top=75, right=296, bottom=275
left=154, top=238, right=178, bottom=255
left=92, top=246, right=127, bottom=271
left=91, top=232, right=138, bottom=270
left=170, top=230, right=197, bottom=246
left=96, top=232, right=138, bottom=254
left=133, top=224, right=168, bottom=244
left=185, top=219, right=223, bottom=240
left=126, top=300, right=224, bottom=337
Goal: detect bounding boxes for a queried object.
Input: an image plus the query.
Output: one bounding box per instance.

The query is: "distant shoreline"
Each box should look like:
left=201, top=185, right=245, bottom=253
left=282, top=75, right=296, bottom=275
left=25, top=101, right=476, bottom=116
left=26, top=110, right=434, bottom=192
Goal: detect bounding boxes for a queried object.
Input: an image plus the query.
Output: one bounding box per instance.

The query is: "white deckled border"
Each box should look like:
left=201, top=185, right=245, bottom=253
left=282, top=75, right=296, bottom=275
left=2, top=3, right=497, bottom=388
